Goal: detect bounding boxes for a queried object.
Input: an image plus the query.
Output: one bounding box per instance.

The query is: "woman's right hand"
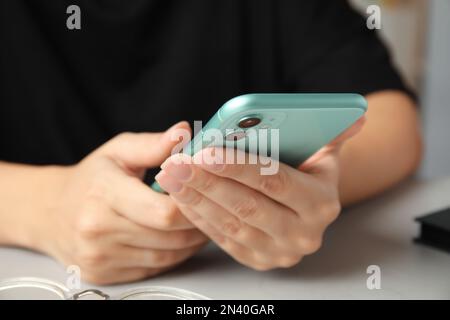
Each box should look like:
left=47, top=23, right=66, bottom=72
left=23, top=122, right=208, bottom=284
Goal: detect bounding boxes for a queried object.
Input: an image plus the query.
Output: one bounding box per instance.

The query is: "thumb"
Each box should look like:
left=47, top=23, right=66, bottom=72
left=298, top=116, right=366, bottom=182
left=99, top=121, right=191, bottom=171
left=328, top=115, right=366, bottom=146
left=299, top=144, right=341, bottom=185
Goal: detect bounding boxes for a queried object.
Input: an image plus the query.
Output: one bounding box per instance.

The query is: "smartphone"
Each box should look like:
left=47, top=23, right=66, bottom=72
left=152, top=93, right=367, bottom=192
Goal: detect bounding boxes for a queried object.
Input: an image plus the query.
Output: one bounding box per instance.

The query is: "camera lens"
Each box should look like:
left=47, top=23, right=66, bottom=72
left=238, top=116, right=261, bottom=128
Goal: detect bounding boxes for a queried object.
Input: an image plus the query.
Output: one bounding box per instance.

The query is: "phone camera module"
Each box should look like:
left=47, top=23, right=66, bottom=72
left=237, top=116, right=261, bottom=129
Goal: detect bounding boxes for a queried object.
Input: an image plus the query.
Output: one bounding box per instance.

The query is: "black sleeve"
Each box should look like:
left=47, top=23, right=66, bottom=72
left=276, top=0, right=415, bottom=98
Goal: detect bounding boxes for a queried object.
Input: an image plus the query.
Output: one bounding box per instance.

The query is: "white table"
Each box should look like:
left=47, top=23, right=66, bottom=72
left=1, top=177, right=449, bottom=299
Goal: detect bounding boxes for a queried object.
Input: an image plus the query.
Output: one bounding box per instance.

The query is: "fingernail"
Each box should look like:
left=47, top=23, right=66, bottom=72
left=155, top=171, right=183, bottom=193
left=161, top=153, right=192, bottom=170
left=163, top=161, right=192, bottom=181
left=166, top=121, right=187, bottom=133
left=160, top=160, right=169, bottom=170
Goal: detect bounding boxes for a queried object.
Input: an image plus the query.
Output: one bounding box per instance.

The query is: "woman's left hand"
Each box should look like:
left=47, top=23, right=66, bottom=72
left=155, top=118, right=364, bottom=271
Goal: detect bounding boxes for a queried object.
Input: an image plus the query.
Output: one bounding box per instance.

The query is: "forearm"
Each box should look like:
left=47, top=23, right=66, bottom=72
left=338, top=90, right=423, bottom=206
left=0, top=162, right=67, bottom=250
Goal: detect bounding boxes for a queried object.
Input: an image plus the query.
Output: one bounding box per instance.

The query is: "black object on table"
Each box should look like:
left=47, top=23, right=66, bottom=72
left=415, top=207, right=450, bottom=253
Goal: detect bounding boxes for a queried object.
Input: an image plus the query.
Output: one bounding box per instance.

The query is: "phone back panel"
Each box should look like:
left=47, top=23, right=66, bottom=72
left=188, top=93, right=367, bottom=167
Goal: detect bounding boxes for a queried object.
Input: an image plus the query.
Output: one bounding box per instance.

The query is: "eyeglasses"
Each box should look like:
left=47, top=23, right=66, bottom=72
left=0, top=277, right=209, bottom=300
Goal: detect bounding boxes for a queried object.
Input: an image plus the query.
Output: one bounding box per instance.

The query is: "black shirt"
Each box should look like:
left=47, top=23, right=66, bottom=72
left=1, top=0, right=410, bottom=166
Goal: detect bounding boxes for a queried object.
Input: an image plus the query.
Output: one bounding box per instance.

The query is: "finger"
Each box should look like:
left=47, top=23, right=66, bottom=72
left=156, top=163, right=298, bottom=238
left=188, top=117, right=364, bottom=194
left=113, top=268, right=169, bottom=284
left=178, top=205, right=271, bottom=271
left=180, top=150, right=314, bottom=213
left=164, top=182, right=277, bottom=253
left=299, top=145, right=341, bottom=183
left=104, top=171, right=195, bottom=230
left=188, top=150, right=340, bottom=222
left=98, top=121, right=191, bottom=171
left=114, top=244, right=205, bottom=269
left=170, top=184, right=326, bottom=256
left=113, top=214, right=208, bottom=250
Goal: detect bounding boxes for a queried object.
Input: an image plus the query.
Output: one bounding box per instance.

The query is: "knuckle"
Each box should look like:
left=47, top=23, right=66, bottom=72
left=157, top=204, right=180, bottom=230
left=221, top=220, right=241, bottom=236
left=195, top=173, right=216, bottom=193
left=298, top=235, right=323, bottom=255
left=114, top=131, right=135, bottom=143
left=183, top=189, right=204, bottom=207
left=259, top=169, right=288, bottom=194
left=277, top=254, right=303, bottom=268
left=77, top=249, right=108, bottom=270
left=235, top=229, right=257, bottom=246
left=216, top=234, right=228, bottom=245
left=159, top=208, right=177, bottom=230
left=76, top=214, right=106, bottom=240
left=248, top=252, right=275, bottom=271
left=318, top=199, right=341, bottom=224
left=231, top=195, right=259, bottom=220
left=210, top=230, right=227, bottom=245
left=251, top=263, right=273, bottom=272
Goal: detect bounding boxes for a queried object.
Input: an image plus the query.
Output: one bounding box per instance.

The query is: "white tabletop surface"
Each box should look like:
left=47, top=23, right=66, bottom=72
left=1, top=177, right=449, bottom=299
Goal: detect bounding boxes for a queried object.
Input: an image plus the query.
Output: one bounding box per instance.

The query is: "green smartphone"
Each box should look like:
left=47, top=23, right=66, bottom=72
left=152, top=93, right=367, bottom=192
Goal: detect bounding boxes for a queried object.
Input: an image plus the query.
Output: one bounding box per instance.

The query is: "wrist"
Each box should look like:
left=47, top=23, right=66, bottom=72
left=0, top=163, right=71, bottom=253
